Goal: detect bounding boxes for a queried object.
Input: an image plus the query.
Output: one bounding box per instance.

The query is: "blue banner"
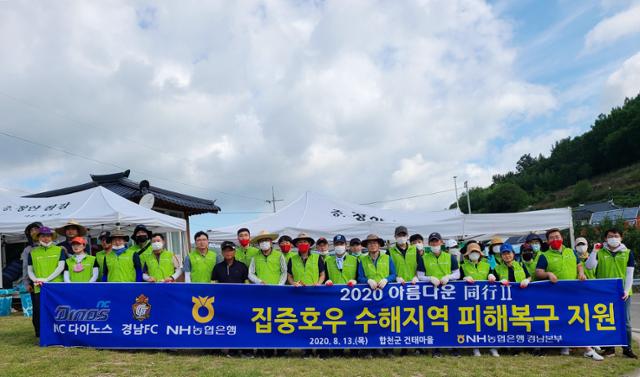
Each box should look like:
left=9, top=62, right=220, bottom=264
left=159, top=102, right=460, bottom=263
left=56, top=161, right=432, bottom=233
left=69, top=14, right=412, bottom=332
left=40, top=279, right=627, bottom=349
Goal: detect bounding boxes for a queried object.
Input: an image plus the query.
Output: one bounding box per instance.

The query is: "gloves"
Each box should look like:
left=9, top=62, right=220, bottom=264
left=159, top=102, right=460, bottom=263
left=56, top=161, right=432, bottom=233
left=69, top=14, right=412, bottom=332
left=440, top=276, right=450, bottom=286
left=488, top=274, right=496, bottom=283
left=429, top=276, right=440, bottom=286
left=325, top=280, right=334, bottom=286
left=347, top=280, right=357, bottom=287
left=410, top=276, right=419, bottom=285
left=378, top=278, right=388, bottom=289
left=520, top=279, right=530, bottom=288
left=463, top=276, right=475, bottom=284
left=500, top=279, right=509, bottom=286
left=367, top=279, right=378, bottom=290
left=396, top=277, right=406, bottom=285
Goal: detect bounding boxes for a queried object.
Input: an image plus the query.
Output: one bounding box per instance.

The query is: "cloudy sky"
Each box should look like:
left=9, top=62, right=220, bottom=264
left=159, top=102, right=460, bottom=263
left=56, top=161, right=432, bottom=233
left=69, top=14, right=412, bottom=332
left=1, top=0, right=639, bottom=232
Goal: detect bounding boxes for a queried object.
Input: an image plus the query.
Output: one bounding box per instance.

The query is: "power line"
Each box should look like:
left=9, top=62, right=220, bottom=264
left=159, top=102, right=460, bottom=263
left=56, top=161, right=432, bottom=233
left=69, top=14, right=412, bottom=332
left=0, top=130, right=266, bottom=202
left=360, top=188, right=457, bottom=205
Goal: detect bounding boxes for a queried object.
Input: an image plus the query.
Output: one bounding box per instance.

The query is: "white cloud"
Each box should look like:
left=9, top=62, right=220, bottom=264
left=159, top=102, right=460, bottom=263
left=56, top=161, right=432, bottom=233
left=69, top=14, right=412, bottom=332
left=0, top=0, right=559, bottom=219
left=585, top=3, right=640, bottom=51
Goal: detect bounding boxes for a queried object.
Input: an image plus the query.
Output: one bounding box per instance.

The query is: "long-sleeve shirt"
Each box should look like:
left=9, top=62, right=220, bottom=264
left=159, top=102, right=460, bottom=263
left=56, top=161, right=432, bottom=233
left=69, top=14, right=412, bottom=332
left=247, top=252, right=288, bottom=285
left=357, top=254, right=397, bottom=283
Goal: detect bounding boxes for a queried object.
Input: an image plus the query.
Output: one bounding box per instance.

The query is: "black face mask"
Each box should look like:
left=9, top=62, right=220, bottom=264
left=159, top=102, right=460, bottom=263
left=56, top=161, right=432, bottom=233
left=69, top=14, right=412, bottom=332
left=521, top=252, right=534, bottom=262
left=135, top=235, right=149, bottom=244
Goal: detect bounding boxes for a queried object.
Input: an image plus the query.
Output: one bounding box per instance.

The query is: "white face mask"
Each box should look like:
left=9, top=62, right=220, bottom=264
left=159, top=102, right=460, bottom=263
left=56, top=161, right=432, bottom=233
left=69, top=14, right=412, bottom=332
left=396, top=236, right=408, bottom=245
left=492, top=245, right=501, bottom=254
left=469, top=252, right=481, bottom=262
left=334, top=245, right=346, bottom=255
left=152, top=241, right=164, bottom=251
left=576, top=245, right=588, bottom=253
left=40, top=241, right=53, bottom=247
left=415, top=243, right=424, bottom=251
left=430, top=245, right=441, bottom=254
left=607, top=237, right=621, bottom=248
left=259, top=241, right=271, bottom=251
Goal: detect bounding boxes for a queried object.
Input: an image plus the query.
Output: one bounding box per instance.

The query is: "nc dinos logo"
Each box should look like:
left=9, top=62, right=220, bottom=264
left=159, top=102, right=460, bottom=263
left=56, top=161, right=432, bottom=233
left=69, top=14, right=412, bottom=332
left=192, top=296, right=215, bottom=323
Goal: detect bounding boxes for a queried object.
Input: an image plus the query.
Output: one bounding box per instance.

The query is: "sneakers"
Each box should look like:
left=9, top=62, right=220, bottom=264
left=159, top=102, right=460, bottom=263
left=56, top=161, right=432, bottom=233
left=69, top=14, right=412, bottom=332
left=623, top=348, right=638, bottom=359
left=560, top=347, right=570, bottom=356
left=584, top=349, right=604, bottom=361
left=473, top=348, right=481, bottom=357
left=489, top=348, right=500, bottom=357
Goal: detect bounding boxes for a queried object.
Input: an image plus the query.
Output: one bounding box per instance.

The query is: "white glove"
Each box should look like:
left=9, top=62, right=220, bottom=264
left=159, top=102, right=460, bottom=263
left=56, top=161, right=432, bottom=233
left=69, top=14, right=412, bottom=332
left=463, top=276, right=475, bottom=284
left=378, top=278, right=388, bottom=289
left=500, top=279, right=509, bottom=286
left=367, top=279, right=378, bottom=290
left=325, top=280, right=334, bottom=286
left=410, top=276, right=419, bottom=285
left=488, top=274, right=496, bottom=283
left=520, top=279, right=530, bottom=288
left=347, top=280, right=357, bottom=287
left=396, top=277, right=406, bottom=285
left=440, top=276, right=450, bottom=285
left=429, top=276, right=440, bottom=286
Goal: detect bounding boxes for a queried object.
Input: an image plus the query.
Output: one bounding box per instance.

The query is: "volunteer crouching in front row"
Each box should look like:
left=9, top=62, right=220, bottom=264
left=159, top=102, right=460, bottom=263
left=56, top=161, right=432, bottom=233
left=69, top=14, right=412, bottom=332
left=63, top=236, right=99, bottom=282
left=27, top=226, right=65, bottom=337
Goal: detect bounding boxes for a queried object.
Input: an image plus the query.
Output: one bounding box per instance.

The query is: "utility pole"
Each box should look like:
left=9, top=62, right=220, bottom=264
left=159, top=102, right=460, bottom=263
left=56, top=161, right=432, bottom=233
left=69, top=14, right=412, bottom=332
left=464, top=180, right=472, bottom=214
left=266, top=186, right=284, bottom=213
left=453, top=176, right=459, bottom=209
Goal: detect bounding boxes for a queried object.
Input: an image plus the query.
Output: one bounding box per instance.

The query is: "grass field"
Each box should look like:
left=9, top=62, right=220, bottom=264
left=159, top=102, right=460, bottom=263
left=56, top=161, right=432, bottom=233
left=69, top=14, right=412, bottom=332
left=2, top=314, right=640, bottom=377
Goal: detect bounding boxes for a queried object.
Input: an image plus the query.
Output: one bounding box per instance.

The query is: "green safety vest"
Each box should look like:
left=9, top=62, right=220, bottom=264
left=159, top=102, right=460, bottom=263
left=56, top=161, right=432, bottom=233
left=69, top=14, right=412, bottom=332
left=495, top=262, right=527, bottom=282
left=236, top=245, right=260, bottom=267
left=188, top=249, right=217, bottom=283
left=542, top=247, right=577, bottom=280
left=290, top=253, right=321, bottom=285
left=145, top=250, right=176, bottom=280
left=388, top=244, right=418, bottom=281
left=95, top=250, right=107, bottom=281
left=30, top=245, right=64, bottom=293
left=325, top=254, right=358, bottom=284
left=422, top=251, right=452, bottom=279
left=65, top=255, right=96, bottom=282
left=252, top=250, right=284, bottom=285
left=359, top=253, right=390, bottom=281
left=521, top=252, right=540, bottom=281
left=105, top=249, right=137, bottom=282
left=461, top=260, right=491, bottom=280
left=595, top=247, right=631, bottom=282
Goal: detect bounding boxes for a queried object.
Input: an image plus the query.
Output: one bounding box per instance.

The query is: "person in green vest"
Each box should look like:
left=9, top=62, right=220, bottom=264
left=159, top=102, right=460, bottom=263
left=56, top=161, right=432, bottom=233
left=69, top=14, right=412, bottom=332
left=585, top=228, right=637, bottom=359
left=102, top=229, right=143, bottom=282
left=357, top=234, right=396, bottom=288
left=95, top=231, right=112, bottom=281
left=324, top=234, right=358, bottom=286
left=248, top=230, right=287, bottom=285
left=142, top=233, right=182, bottom=283
left=416, top=232, right=460, bottom=357
left=410, top=234, right=425, bottom=256
left=388, top=226, right=419, bottom=285
left=278, top=235, right=294, bottom=263
left=288, top=233, right=326, bottom=286
left=127, top=224, right=154, bottom=266
left=236, top=228, right=260, bottom=267
left=63, top=237, right=99, bottom=282
left=535, top=228, right=595, bottom=359
left=184, top=231, right=221, bottom=283
left=575, top=237, right=596, bottom=280
left=26, top=226, right=66, bottom=337
left=460, top=241, right=499, bottom=357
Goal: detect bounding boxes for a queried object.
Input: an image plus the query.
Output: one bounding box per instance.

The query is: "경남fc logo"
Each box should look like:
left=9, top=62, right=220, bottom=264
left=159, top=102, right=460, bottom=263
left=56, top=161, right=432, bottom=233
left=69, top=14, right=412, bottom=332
left=192, top=296, right=215, bottom=324
left=132, top=294, right=151, bottom=321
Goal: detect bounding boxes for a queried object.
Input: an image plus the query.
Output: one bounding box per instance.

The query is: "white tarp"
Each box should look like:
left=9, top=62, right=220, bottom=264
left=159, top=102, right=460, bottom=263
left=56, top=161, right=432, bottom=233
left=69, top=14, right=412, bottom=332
left=208, top=192, right=572, bottom=242
left=0, top=186, right=186, bottom=236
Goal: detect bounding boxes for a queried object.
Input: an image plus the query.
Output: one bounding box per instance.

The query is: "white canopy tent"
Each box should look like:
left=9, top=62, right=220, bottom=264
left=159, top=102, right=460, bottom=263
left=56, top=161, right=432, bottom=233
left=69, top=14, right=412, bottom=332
left=208, top=192, right=573, bottom=243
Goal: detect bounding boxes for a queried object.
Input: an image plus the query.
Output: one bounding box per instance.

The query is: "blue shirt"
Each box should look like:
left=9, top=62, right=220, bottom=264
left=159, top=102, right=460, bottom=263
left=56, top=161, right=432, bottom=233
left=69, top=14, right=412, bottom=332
left=357, top=253, right=396, bottom=283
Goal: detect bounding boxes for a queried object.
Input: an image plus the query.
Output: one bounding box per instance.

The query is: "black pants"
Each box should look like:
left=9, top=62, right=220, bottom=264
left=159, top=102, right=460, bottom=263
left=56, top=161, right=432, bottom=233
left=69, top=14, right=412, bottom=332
left=31, top=292, right=40, bottom=337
